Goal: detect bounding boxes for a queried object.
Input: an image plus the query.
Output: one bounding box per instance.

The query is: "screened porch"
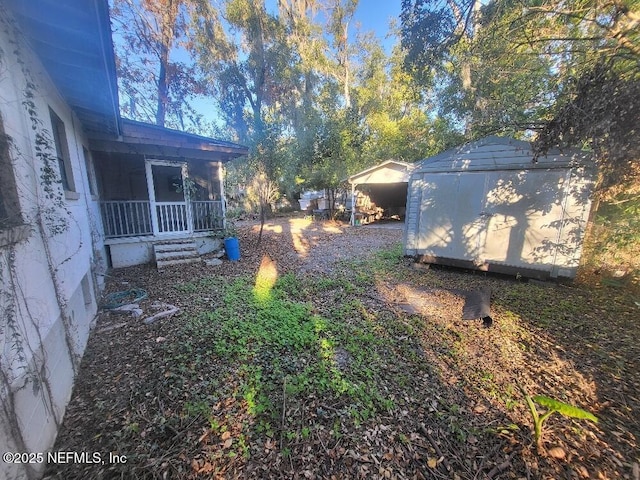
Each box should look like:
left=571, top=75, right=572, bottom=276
left=94, top=153, right=225, bottom=239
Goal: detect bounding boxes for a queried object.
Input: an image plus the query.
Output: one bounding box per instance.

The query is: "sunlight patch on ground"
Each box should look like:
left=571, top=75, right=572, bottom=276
left=250, top=223, right=283, bottom=234
left=321, top=222, right=344, bottom=234
left=253, top=255, right=278, bottom=303
left=287, top=217, right=313, bottom=232
left=260, top=224, right=283, bottom=234
left=288, top=218, right=314, bottom=257
left=376, top=281, right=463, bottom=320
left=291, top=233, right=310, bottom=257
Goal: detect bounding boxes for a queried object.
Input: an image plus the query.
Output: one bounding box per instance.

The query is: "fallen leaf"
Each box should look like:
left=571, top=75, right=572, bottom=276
left=221, top=431, right=231, bottom=441
left=575, top=465, right=590, bottom=478
left=198, top=461, right=215, bottom=473
left=548, top=447, right=566, bottom=459
left=427, top=457, right=438, bottom=468
left=473, top=404, right=487, bottom=414
left=223, top=438, right=233, bottom=449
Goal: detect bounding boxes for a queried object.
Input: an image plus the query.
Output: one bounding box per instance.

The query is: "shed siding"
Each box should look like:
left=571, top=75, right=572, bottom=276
left=405, top=138, right=593, bottom=278
left=404, top=174, right=424, bottom=251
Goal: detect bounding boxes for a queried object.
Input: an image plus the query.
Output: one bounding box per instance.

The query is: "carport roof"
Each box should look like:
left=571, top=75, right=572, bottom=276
left=348, top=160, right=415, bottom=185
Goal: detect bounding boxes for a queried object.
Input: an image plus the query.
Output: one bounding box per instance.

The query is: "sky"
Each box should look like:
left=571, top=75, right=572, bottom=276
left=262, top=0, right=401, bottom=44
left=351, top=0, right=401, bottom=52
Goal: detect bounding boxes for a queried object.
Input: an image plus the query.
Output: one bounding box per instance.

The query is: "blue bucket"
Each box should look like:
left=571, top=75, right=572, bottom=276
left=224, top=237, right=240, bottom=261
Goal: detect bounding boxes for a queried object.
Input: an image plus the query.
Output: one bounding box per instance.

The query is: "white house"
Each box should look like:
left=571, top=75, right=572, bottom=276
left=0, top=1, right=246, bottom=478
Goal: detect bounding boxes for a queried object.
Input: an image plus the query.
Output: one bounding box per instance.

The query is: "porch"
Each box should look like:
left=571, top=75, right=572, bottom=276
left=88, top=119, right=248, bottom=267
left=100, top=199, right=224, bottom=238
left=94, top=154, right=226, bottom=267
left=96, top=153, right=225, bottom=236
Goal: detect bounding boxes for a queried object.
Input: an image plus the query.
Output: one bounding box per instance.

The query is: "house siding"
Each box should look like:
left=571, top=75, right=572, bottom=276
left=1, top=12, right=103, bottom=479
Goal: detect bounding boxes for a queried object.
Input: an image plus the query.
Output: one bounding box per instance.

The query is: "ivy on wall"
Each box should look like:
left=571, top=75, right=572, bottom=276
left=0, top=6, right=85, bottom=473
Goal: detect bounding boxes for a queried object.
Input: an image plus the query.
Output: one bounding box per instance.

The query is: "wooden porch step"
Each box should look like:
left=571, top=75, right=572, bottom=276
left=153, top=240, right=202, bottom=269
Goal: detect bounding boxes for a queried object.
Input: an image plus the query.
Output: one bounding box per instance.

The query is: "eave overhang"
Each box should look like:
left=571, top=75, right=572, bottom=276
left=90, top=119, right=249, bottom=162
left=6, top=0, right=121, bottom=138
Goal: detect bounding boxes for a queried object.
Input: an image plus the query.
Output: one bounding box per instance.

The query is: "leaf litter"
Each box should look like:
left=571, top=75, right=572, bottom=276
left=44, top=216, right=640, bottom=479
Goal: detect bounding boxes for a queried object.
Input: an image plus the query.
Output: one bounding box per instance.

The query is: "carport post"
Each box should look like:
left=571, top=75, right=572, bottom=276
left=350, top=182, right=356, bottom=225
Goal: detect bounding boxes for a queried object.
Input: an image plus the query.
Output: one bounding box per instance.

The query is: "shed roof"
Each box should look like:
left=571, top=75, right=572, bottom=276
left=348, top=160, right=415, bottom=185
left=414, top=136, right=591, bottom=174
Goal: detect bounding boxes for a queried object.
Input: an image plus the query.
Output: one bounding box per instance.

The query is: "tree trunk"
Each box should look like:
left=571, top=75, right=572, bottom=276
left=342, top=22, right=350, bottom=108
left=258, top=201, right=266, bottom=245
left=156, top=45, right=168, bottom=127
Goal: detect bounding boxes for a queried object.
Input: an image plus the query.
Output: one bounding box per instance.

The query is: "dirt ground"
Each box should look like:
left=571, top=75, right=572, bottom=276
left=44, top=215, right=639, bottom=480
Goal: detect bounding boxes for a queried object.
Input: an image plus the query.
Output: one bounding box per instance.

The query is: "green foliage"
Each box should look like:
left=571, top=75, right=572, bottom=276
left=580, top=194, right=640, bottom=292
left=400, top=0, right=640, bottom=166
left=179, top=269, right=397, bottom=426
left=531, top=395, right=599, bottom=423
left=521, top=386, right=598, bottom=450
left=594, top=197, right=640, bottom=252
left=215, top=216, right=239, bottom=239
left=534, top=62, right=640, bottom=193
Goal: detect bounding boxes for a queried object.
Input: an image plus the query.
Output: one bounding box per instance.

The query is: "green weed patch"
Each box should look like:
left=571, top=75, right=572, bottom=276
left=178, top=272, right=399, bottom=432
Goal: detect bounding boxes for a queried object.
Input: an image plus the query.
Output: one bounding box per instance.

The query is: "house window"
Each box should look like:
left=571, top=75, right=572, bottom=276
left=83, top=147, right=97, bottom=196
left=0, top=113, right=22, bottom=230
left=49, top=108, right=75, bottom=193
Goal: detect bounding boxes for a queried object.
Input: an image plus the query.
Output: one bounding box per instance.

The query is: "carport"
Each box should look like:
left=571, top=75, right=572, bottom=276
left=348, top=160, right=415, bottom=225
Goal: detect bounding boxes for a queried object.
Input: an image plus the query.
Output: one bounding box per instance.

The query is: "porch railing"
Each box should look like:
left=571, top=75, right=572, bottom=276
left=156, top=202, right=188, bottom=233
left=101, top=200, right=224, bottom=238
left=101, top=201, right=153, bottom=238
left=192, top=201, right=224, bottom=231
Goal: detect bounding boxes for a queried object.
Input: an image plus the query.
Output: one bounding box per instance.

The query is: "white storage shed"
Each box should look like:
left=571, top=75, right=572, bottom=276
left=404, top=137, right=594, bottom=279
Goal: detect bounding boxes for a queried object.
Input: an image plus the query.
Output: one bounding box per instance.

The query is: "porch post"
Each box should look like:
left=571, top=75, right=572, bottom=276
left=219, top=162, right=227, bottom=229
left=182, top=163, right=194, bottom=233
left=145, top=159, right=159, bottom=235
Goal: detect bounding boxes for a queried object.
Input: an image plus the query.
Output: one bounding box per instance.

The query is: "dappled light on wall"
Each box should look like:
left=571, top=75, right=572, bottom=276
left=405, top=137, right=594, bottom=279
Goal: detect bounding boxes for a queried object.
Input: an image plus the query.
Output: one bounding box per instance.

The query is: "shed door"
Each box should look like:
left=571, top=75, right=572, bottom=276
left=416, top=173, right=486, bottom=260
left=416, top=174, right=459, bottom=258
left=478, top=170, right=566, bottom=270
left=450, top=173, right=487, bottom=261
